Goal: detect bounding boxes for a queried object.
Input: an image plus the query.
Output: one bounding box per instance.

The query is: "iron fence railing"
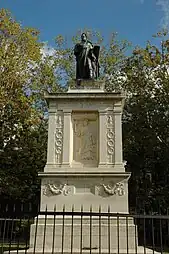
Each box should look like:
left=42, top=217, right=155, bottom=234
left=0, top=207, right=169, bottom=253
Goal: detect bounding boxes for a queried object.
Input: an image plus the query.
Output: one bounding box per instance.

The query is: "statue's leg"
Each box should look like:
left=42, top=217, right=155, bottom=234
left=92, top=62, right=97, bottom=79
left=88, top=59, right=93, bottom=79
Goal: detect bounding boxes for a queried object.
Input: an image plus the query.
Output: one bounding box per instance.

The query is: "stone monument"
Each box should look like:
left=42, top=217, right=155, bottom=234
left=11, top=34, right=158, bottom=254
left=39, top=84, right=130, bottom=213
left=32, top=80, right=133, bottom=252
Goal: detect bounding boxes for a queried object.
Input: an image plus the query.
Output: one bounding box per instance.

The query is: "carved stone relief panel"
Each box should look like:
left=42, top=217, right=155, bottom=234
left=107, top=113, right=115, bottom=164
left=95, top=181, right=125, bottom=196
left=42, top=178, right=125, bottom=197
left=42, top=179, right=75, bottom=197
left=101, top=182, right=125, bottom=196
left=72, top=112, right=98, bottom=166
left=55, top=112, right=63, bottom=164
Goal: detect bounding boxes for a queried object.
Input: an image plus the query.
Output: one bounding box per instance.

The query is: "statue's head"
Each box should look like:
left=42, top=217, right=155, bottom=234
left=81, top=33, right=87, bottom=42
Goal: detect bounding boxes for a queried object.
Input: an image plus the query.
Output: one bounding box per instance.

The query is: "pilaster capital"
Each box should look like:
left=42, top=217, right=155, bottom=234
left=63, top=110, right=72, bottom=115
left=48, top=108, right=56, bottom=114
left=98, top=110, right=107, bottom=115
left=113, top=101, right=122, bottom=114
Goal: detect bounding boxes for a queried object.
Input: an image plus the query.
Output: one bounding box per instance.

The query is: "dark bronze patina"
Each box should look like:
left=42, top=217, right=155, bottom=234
left=74, top=33, right=100, bottom=80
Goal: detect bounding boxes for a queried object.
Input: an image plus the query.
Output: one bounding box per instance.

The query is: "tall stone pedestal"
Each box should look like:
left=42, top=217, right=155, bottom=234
left=40, top=80, right=130, bottom=213
left=9, top=80, right=158, bottom=254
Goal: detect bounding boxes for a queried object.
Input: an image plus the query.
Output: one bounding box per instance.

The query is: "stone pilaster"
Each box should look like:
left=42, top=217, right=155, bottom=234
left=46, top=103, right=56, bottom=167
left=106, top=110, right=115, bottom=166
left=62, top=110, right=73, bottom=167
left=55, top=111, right=63, bottom=165
left=98, top=110, right=107, bottom=167
left=113, top=101, right=123, bottom=166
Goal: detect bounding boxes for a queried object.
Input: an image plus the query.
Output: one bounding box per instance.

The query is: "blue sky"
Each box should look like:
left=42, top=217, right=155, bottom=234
left=0, top=0, right=168, bottom=48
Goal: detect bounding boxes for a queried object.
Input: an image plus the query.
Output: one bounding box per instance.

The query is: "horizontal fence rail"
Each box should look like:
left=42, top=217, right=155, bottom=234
left=0, top=206, right=169, bottom=253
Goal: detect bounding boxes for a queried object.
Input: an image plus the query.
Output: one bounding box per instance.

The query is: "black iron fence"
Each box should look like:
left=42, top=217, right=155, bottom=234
left=0, top=206, right=169, bottom=253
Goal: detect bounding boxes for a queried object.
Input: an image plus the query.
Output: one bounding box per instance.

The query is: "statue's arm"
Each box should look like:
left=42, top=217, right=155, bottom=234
left=74, top=44, right=80, bottom=56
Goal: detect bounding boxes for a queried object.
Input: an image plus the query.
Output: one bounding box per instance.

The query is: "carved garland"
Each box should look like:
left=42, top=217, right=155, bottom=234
left=55, top=114, right=63, bottom=164
left=43, top=183, right=70, bottom=196
left=102, top=182, right=125, bottom=196
left=107, top=114, right=115, bottom=163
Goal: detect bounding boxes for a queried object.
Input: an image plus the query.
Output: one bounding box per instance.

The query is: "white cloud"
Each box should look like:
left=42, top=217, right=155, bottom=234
left=156, top=0, right=169, bottom=28
left=139, top=0, right=169, bottom=28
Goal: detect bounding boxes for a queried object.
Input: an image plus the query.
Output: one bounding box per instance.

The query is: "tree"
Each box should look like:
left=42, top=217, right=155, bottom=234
left=122, top=30, right=169, bottom=214
left=0, top=9, right=57, bottom=206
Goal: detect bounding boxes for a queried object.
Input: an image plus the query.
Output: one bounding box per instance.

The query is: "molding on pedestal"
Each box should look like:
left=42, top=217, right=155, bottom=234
left=39, top=171, right=131, bottom=178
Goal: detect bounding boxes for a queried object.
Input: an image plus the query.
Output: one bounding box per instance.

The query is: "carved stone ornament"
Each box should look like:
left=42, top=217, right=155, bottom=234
left=102, top=182, right=125, bottom=196
left=73, top=113, right=98, bottom=164
left=43, top=183, right=70, bottom=196
left=107, top=114, right=115, bottom=163
left=55, top=114, right=63, bottom=164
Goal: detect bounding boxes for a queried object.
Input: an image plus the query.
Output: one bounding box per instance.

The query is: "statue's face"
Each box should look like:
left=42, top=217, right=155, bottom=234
left=81, top=33, right=87, bottom=42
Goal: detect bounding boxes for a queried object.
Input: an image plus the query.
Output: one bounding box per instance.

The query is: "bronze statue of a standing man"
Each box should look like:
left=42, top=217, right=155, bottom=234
left=74, top=33, right=100, bottom=80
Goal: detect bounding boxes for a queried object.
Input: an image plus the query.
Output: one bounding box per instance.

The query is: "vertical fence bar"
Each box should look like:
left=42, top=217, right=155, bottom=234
left=143, top=213, right=146, bottom=254
left=17, top=204, right=24, bottom=254
left=108, top=206, right=111, bottom=254
left=1, top=217, right=7, bottom=253
left=126, top=215, right=129, bottom=254
left=134, top=218, right=137, bottom=254
left=80, top=205, right=83, bottom=254
left=0, top=218, right=2, bottom=245
left=24, top=218, right=30, bottom=254
left=117, top=213, right=120, bottom=254
left=24, top=203, right=32, bottom=254
left=159, top=215, right=163, bottom=254
left=167, top=209, right=169, bottom=248
left=52, top=205, right=56, bottom=254
left=99, top=206, right=101, bottom=254
left=6, top=217, right=10, bottom=249
left=90, top=206, right=92, bottom=254
left=71, top=205, right=74, bottom=254
left=151, top=216, right=155, bottom=254
left=9, top=217, right=14, bottom=254
left=33, top=212, right=39, bottom=254
left=61, top=205, right=65, bottom=254
left=42, top=206, right=47, bottom=254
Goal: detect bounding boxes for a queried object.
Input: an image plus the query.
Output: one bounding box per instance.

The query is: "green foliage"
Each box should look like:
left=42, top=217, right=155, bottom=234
left=122, top=30, right=169, bottom=213
left=0, top=9, right=51, bottom=204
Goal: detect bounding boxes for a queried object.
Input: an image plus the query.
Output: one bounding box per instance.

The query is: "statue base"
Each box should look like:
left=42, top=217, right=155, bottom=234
left=67, top=79, right=105, bottom=93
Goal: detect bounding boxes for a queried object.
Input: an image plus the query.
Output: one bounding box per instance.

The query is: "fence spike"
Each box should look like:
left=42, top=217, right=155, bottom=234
left=54, top=204, right=56, bottom=212
left=13, top=203, right=16, bottom=213
left=28, top=202, right=32, bottom=213
left=21, top=203, right=24, bottom=212
left=99, top=205, right=101, bottom=213
left=5, top=203, right=8, bottom=212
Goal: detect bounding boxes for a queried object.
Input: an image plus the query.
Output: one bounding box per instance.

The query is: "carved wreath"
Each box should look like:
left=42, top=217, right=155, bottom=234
left=102, top=182, right=125, bottom=196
